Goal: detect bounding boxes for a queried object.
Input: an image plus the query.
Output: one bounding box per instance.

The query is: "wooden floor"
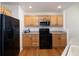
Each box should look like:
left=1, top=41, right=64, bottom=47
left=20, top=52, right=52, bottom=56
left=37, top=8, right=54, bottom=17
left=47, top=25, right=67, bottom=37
left=19, top=47, right=65, bottom=56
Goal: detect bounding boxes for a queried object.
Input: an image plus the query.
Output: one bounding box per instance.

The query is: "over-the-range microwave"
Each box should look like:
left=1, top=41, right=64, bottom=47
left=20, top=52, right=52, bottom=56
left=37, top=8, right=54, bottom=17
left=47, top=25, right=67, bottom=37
left=40, top=21, right=50, bottom=26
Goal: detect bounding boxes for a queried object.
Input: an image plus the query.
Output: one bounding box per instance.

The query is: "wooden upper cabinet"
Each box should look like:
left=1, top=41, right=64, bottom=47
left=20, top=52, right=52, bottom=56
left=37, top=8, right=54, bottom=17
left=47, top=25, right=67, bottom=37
left=51, top=15, right=63, bottom=27
left=38, top=16, right=44, bottom=20
left=43, top=16, right=50, bottom=20
left=57, top=15, right=63, bottom=27
left=24, top=16, right=31, bottom=26
left=0, top=6, right=12, bottom=16
left=24, top=15, right=63, bottom=27
left=24, top=16, right=38, bottom=26
left=38, top=15, right=50, bottom=21
left=31, top=16, right=38, bottom=26
left=51, top=15, right=57, bottom=26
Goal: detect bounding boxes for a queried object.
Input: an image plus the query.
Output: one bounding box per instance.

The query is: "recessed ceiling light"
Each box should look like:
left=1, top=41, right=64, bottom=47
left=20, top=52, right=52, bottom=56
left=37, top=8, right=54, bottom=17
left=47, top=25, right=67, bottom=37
left=29, top=5, right=32, bottom=8
left=57, top=5, right=62, bottom=9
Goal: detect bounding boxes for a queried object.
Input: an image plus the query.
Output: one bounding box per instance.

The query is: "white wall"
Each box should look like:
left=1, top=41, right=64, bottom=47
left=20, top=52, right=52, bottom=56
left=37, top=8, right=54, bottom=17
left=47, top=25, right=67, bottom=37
left=0, top=2, right=1, bottom=6
left=18, top=6, right=24, bottom=52
left=64, top=4, right=79, bottom=43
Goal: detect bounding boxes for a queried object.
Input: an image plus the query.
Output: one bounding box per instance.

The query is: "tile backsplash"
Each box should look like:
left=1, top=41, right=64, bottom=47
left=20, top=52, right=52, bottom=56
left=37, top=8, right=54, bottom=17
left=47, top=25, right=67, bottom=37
left=24, top=27, right=65, bottom=32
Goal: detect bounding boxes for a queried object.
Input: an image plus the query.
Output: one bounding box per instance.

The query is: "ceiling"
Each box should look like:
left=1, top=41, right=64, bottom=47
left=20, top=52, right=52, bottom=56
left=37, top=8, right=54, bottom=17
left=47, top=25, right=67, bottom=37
left=1, top=2, right=77, bottom=13
left=19, top=2, right=77, bottom=13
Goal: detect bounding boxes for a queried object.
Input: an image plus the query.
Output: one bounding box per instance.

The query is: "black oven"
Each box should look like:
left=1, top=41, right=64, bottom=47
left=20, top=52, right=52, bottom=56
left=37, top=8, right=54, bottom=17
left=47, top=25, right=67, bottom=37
left=39, top=28, right=52, bottom=49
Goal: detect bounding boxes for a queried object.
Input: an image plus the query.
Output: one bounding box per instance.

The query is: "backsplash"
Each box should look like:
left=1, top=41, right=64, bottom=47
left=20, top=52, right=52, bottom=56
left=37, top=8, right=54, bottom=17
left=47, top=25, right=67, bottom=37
left=24, top=27, right=65, bottom=32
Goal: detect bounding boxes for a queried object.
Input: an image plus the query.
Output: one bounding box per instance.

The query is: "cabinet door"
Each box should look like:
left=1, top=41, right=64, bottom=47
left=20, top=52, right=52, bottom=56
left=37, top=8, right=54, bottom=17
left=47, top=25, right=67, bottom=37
left=60, top=34, right=66, bottom=47
left=23, top=34, right=32, bottom=48
left=53, top=34, right=60, bottom=47
left=53, top=33, right=67, bottom=48
left=43, top=16, right=50, bottom=20
left=35, top=34, right=39, bottom=47
left=57, top=15, right=63, bottom=27
left=38, top=16, right=50, bottom=21
left=51, top=16, right=57, bottom=26
left=31, top=16, right=38, bottom=26
left=38, top=16, right=44, bottom=20
left=32, top=34, right=39, bottom=47
left=24, top=16, right=31, bottom=26
left=5, top=9, right=12, bottom=16
left=24, top=16, right=38, bottom=26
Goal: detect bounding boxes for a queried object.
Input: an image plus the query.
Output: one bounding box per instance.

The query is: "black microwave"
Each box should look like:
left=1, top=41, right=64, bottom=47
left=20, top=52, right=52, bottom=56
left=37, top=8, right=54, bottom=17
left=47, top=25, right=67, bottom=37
left=40, top=21, right=50, bottom=26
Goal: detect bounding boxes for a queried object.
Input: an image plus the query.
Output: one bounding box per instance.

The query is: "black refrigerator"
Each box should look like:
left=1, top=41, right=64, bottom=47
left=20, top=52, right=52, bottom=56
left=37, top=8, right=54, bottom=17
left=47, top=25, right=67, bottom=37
left=0, top=14, right=20, bottom=56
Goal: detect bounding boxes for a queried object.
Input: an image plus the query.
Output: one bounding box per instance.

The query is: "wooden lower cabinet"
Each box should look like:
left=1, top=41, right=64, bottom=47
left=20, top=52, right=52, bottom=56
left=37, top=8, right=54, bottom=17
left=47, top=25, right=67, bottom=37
left=23, top=34, right=39, bottom=48
left=23, top=32, right=66, bottom=48
left=52, top=34, right=60, bottom=47
left=32, top=34, right=39, bottom=47
left=60, top=34, right=67, bottom=47
left=52, top=33, right=67, bottom=48
left=23, top=34, right=32, bottom=48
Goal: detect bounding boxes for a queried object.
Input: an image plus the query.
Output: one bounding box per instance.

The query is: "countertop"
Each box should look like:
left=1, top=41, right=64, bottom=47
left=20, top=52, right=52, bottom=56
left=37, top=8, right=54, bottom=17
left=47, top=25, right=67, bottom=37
left=23, top=31, right=66, bottom=34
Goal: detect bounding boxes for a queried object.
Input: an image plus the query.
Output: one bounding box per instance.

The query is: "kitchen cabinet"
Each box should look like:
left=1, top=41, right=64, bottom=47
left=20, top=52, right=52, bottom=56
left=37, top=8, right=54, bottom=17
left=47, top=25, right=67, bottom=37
left=52, top=32, right=67, bottom=48
left=23, top=34, right=39, bottom=48
left=0, top=6, right=12, bottom=16
left=52, top=34, right=60, bottom=47
left=50, top=15, right=63, bottom=27
left=38, top=16, right=44, bottom=20
left=23, top=34, right=32, bottom=48
left=24, top=16, right=38, bottom=26
left=38, top=15, right=50, bottom=21
left=42, top=15, right=50, bottom=20
left=57, top=15, right=63, bottom=27
left=24, top=15, right=63, bottom=27
left=60, top=34, right=67, bottom=47
left=31, top=16, right=38, bottom=26
left=32, top=34, right=39, bottom=47
left=24, top=16, right=32, bottom=26
left=50, top=15, right=57, bottom=26
left=23, top=32, right=66, bottom=48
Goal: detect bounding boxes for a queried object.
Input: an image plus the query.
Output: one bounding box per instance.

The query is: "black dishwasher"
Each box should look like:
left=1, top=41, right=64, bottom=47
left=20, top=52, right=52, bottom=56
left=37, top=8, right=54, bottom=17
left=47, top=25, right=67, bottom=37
left=39, top=28, right=52, bottom=49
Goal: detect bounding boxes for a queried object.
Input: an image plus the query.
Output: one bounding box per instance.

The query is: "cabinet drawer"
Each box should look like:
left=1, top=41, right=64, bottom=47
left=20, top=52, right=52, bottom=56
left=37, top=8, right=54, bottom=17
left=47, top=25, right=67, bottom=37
left=32, top=38, right=39, bottom=41
left=32, top=43, right=39, bottom=47
left=32, top=40, right=39, bottom=42
left=52, top=33, right=67, bottom=47
left=23, top=34, right=32, bottom=38
left=23, top=39, right=31, bottom=46
left=32, top=40, right=39, bottom=43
